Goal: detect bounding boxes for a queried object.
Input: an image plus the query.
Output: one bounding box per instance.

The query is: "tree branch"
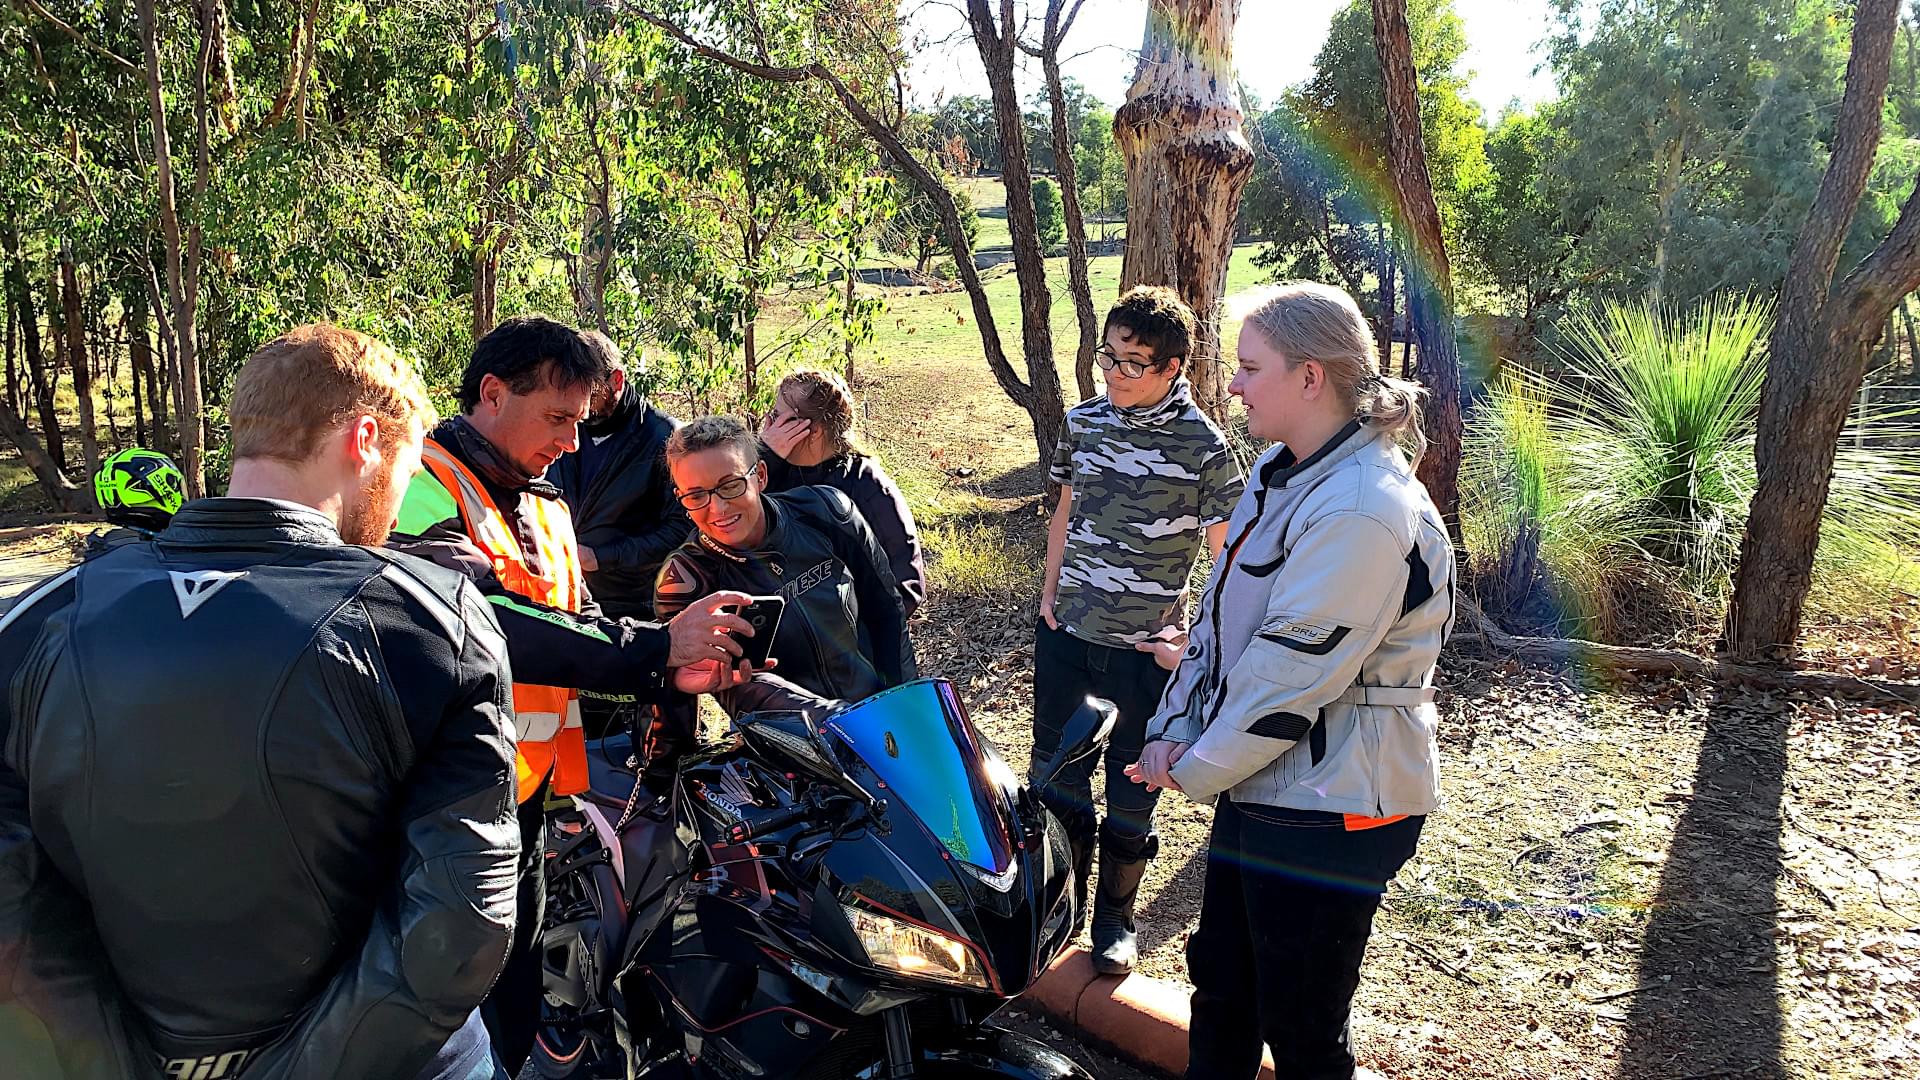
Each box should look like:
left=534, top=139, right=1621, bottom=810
left=1833, top=171, right=1920, bottom=320
left=619, top=1, right=1037, bottom=410
left=18, top=0, right=143, bottom=79
left=624, top=5, right=813, bottom=82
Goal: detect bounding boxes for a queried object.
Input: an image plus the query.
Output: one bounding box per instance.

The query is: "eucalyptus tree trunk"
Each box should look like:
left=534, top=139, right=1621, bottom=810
left=1373, top=0, right=1463, bottom=533
left=966, top=0, right=1066, bottom=463
left=3, top=238, right=65, bottom=475
left=1030, top=0, right=1100, bottom=401
left=1115, top=0, right=1253, bottom=422
left=1727, top=0, right=1918, bottom=660
left=127, top=306, right=148, bottom=447
left=4, top=287, right=16, bottom=416
left=0, top=398, right=87, bottom=511
left=59, top=244, right=100, bottom=476
left=140, top=0, right=210, bottom=497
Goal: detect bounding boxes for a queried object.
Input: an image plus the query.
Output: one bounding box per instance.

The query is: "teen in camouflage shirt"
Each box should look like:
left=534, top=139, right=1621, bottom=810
left=1035, top=286, right=1244, bottom=975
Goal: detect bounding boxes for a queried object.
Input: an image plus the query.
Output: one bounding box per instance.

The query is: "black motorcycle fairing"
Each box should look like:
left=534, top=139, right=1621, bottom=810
left=540, top=681, right=1095, bottom=1080
left=813, top=744, right=1075, bottom=1000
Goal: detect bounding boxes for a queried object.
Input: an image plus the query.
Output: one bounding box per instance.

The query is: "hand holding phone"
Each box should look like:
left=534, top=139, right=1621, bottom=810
left=730, top=596, right=785, bottom=668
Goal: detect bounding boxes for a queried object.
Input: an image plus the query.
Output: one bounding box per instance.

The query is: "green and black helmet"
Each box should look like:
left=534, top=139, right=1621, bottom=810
left=93, top=447, right=185, bottom=531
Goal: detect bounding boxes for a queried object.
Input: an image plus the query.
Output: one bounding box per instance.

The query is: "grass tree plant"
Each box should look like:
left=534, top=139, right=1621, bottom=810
left=1463, top=295, right=1920, bottom=643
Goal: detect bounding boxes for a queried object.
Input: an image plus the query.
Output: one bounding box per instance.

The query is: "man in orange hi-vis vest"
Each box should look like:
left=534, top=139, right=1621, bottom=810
left=389, top=315, right=763, bottom=1075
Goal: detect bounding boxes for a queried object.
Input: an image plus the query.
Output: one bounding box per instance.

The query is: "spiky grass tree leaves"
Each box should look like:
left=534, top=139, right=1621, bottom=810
left=1464, top=295, right=1920, bottom=641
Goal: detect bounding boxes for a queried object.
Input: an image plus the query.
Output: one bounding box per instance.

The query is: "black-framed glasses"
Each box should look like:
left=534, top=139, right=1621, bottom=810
left=676, top=474, right=752, bottom=510
left=1094, top=346, right=1168, bottom=380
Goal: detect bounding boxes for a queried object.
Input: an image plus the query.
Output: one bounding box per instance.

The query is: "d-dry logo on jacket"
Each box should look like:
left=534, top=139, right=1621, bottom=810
left=169, top=569, right=247, bottom=618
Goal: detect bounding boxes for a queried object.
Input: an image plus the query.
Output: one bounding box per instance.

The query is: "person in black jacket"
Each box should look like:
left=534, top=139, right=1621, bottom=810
left=656, top=415, right=915, bottom=717
left=1, top=325, right=516, bottom=1080
left=760, top=369, right=925, bottom=617
left=548, top=333, right=691, bottom=619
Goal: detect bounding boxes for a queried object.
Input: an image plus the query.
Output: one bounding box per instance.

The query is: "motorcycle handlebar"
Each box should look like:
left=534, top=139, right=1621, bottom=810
left=726, top=803, right=813, bottom=845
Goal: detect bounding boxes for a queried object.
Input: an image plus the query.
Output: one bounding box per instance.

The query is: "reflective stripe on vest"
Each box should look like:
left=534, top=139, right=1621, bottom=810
left=418, top=439, right=590, bottom=802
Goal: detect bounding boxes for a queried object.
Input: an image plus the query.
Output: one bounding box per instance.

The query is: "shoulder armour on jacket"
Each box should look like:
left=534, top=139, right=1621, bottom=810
left=655, top=549, right=709, bottom=601
left=362, top=546, right=488, bottom=650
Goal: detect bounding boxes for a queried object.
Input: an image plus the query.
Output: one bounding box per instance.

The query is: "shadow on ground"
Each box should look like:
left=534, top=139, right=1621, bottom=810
left=1133, top=842, right=1208, bottom=962
left=1617, top=686, right=1787, bottom=1079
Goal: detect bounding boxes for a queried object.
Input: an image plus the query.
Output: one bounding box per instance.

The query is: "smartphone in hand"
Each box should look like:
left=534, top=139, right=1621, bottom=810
left=731, top=596, right=785, bottom=668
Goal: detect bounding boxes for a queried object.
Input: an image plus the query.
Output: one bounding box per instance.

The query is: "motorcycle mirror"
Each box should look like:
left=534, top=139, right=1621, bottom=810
left=736, top=710, right=839, bottom=779
left=736, top=710, right=879, bottom=810
left=1036, top=696, right=1120, bottom=787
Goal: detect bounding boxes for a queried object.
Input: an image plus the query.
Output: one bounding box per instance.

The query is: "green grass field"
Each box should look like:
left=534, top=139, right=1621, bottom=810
left=956, top=175, right=1126, bottom=254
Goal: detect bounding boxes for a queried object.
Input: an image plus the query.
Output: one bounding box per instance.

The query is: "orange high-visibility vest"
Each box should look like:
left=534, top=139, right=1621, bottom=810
left=419, top=438, right=588, bottom=804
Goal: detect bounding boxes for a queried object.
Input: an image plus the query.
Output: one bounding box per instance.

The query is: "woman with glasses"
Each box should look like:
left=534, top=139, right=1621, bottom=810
left=654, top=415, right=915, bottom=718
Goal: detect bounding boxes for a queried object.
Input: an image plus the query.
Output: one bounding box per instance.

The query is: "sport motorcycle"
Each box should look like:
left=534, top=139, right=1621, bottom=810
left=532, top=678, right=1118, bottom=1079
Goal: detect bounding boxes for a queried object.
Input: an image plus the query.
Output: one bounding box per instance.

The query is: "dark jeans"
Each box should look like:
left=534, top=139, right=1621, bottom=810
left=415, top=1010, right=509, bottom=1080
left=1030, top=620, right=1172, bottom=851
left=1185, top=799, right=1424, bottom=1080
left=479, top=795, right=546, bottom=1074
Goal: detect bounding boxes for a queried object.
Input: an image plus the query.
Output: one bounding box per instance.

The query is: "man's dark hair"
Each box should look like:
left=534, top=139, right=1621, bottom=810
left=460, top=314, right=610, bottom=412
left=1104, top=285, right=1195, bottom=366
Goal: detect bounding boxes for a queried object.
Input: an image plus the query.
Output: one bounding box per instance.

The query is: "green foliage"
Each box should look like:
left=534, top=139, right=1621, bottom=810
left=1030, top=177, right=1066, bottom=250
left=1244, top=0, right=1486, bottom=311
left=1074, top=105, right=1125, bottom=230
left=883, top=152, right=978, bottom=274
left=1538, top=0, right=1847, bottom=305
left=1462, top=296, right=1920, bottom=640
left=1458, top=107, right=1569, bottom=325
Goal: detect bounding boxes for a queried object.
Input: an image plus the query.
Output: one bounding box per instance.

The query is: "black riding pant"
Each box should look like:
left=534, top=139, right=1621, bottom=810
left=1184, top=799, right=1424, bottom=1080
left=1030, top=619, right=1170, bottom=856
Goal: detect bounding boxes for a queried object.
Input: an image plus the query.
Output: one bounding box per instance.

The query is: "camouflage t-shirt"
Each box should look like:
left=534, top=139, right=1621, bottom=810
left=1048, top=379, right=1245, bottom=647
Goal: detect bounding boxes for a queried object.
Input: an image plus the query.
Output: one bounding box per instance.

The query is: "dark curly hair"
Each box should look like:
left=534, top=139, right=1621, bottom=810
left=1103, top=285, right=1195, bottom=367
left=459, top=314, right=609, bottom=413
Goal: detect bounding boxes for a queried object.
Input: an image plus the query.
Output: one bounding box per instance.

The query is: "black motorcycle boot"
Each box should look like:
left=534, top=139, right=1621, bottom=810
left=1090, top=826, right=1157, bottom=975
left=1067, top=822, right=1095, bottom=937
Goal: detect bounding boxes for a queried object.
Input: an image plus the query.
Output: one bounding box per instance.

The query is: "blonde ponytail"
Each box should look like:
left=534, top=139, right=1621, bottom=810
left=1239, top=281, right=1429, bottom=464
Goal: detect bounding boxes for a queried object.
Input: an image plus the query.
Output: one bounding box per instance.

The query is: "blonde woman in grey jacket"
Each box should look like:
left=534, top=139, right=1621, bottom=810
left=1127, top=282, right=1454, bottom=1080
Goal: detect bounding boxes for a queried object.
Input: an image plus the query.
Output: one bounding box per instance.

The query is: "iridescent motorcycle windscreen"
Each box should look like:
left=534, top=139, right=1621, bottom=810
left=825, top=680, right=1016, bottom=874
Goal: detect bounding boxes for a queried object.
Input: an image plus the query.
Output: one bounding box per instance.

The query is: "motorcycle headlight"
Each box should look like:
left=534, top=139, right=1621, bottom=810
left=841, top=903, right=990, bottom=990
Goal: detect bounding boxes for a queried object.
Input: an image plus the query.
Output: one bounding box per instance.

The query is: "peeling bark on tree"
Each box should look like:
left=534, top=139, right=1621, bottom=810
left=1115, top=0, right=1254, bottom=422
left=1727, top=0, right=1919, bottom=661
left=1372, top=0, right=1463, bottom=535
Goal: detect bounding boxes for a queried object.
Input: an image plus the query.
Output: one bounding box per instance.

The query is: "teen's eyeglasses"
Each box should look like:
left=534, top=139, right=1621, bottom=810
left=677, top=474, right=752, bottom=510
left=1094, top=346, right=1168, bottom=380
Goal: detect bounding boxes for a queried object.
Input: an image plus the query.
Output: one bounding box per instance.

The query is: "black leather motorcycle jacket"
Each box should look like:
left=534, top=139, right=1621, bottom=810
left=0, top=499, right=519, bottom=1080
left=653, top=486, right=915, bottom=715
